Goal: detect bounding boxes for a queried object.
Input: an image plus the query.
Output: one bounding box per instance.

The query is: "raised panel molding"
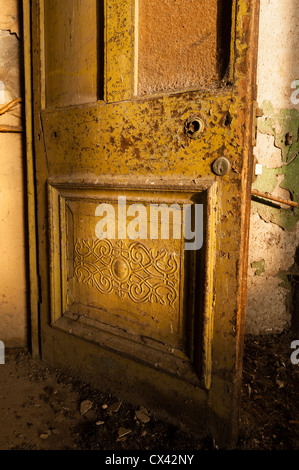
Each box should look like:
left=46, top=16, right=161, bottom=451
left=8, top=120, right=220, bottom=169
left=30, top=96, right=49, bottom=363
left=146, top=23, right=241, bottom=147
left=47, top=178, right=217, bottom=389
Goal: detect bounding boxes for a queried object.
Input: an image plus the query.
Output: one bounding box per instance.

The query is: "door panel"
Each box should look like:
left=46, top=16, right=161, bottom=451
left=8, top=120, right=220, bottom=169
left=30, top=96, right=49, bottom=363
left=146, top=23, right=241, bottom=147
left=137, top=0, right=228, bottom=95
left=48, top=180, right=216, bottom=388
left=44, top=0, right=101, bottom=106
left=29, top=0, right=260, bottom=446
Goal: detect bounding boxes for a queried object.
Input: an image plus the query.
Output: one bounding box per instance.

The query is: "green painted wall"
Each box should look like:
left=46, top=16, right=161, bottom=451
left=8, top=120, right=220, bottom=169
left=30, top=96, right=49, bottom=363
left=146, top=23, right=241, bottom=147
left=252, top=101, right=299, bottom=231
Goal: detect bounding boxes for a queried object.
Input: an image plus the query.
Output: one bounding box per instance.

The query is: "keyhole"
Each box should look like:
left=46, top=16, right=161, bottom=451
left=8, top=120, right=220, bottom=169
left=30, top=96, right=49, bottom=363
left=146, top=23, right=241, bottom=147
left=212, top=157, right=231, bottom=176
left=184, top=116, right=204, bottom=139
left=190, top=120, right=200, bottom=133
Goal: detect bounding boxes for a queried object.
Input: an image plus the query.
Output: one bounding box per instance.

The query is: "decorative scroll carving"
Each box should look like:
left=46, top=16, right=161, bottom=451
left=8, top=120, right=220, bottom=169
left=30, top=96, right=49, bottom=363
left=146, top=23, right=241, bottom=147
left=74, top=239, right=179, bottom=307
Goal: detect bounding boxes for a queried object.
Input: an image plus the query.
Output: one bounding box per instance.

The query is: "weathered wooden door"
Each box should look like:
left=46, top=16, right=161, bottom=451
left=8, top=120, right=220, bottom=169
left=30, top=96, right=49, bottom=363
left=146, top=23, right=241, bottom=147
left=28, top=0, right=259, bottom=446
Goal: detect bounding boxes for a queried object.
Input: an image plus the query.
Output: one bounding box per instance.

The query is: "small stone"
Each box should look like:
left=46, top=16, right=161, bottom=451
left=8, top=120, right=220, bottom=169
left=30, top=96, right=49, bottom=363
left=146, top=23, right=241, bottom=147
left=102, top=404, right=108, bottom=409
left=140, top=406, right=149, bottom=414
left=118, top=427, right=131, bottom=438
left=135, top=410, right=150, bottom=424
left=140, top=430, right=147, bottom=437
left=96, top=420, right=105, bottom=426
left=107, top=401, right=122, bottom=413
left=135, top=406, right=150, bottom=423
left=80, top=399, right=93, bottom=415
left=40, top=433, right=49, bottom=440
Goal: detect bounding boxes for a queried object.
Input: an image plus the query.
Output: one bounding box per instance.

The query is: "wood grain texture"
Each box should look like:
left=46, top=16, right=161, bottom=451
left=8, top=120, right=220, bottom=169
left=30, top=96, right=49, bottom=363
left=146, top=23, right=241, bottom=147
left=44, top=0, right=99, bottom=107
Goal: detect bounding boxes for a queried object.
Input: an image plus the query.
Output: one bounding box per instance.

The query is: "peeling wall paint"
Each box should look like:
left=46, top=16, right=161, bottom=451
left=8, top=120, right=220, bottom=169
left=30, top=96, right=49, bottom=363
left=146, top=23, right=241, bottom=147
left=0, top=30, right=22, bottom=101
left=251, top=259, right=266, bottom=276
left=253, top=101, right=299, bottom=232
left=0, top=0, right=20, bottom=37
left=246, top=0, right=299, bottom=334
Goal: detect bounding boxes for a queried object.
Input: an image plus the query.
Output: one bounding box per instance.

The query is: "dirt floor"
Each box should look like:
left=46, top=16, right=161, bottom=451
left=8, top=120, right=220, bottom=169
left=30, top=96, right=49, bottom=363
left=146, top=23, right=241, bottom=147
left=0, top=329, right=298, bottom=451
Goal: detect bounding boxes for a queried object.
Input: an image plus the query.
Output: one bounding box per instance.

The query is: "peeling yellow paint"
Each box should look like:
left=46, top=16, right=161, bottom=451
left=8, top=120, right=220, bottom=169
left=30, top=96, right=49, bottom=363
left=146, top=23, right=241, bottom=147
left=29, top=0, right=260, bottom=447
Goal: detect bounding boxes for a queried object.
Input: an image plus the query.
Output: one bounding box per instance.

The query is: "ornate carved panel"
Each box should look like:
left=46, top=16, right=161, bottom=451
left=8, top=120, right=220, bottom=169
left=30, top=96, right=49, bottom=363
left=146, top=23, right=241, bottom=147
left=48, top=179, right=216, bottom=387
left=74, top=239, right=180, bottom=307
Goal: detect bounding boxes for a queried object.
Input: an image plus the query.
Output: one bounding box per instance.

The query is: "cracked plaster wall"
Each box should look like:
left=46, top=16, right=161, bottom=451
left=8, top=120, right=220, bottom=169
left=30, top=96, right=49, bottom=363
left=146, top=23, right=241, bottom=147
left=0, top=0, right=27, bottom=347
left=246, top=0, right=299, bottom=334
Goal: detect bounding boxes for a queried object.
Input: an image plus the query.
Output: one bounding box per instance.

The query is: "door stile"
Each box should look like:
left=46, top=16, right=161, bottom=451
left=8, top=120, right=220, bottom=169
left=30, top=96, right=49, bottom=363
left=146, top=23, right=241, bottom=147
left=105, top=0, right=135, bottom=102
left=31, top=0, right=55, bottom=361
left=23, top=0, right=40, bottom=357
left=206, top=0, right=260, bottom=444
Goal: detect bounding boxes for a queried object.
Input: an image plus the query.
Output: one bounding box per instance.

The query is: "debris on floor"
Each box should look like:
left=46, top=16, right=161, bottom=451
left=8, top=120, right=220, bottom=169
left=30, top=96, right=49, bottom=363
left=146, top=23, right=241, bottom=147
left=0, top=330, right=298, bottom=450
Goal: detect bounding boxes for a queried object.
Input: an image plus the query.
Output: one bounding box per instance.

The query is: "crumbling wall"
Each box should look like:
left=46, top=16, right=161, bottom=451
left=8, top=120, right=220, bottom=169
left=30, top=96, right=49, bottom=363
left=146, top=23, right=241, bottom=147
left=0, top=0, right=27, bottom=347
left=246, top=0, right=299, bottom=334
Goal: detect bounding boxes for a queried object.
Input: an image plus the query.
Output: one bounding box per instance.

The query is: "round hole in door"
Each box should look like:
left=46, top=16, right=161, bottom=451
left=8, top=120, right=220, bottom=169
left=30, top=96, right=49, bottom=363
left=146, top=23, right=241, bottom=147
left=184, top=116, right=204, bottom=139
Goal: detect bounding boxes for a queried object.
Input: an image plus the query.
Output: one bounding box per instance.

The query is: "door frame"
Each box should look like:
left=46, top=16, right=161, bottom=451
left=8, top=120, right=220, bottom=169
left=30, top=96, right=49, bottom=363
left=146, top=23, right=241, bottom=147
left=23, top=0, right=39, bottom=357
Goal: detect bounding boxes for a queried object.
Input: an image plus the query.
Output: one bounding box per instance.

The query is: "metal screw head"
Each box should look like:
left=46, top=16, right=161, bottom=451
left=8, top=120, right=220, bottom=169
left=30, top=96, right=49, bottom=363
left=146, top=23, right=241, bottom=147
left=212, top=157, right=231, bottom=176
